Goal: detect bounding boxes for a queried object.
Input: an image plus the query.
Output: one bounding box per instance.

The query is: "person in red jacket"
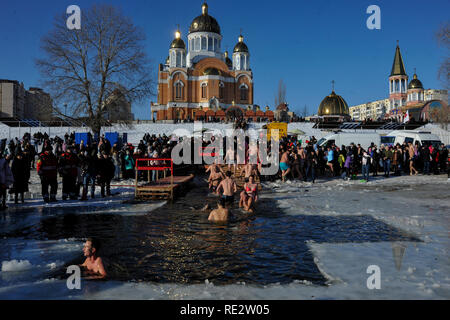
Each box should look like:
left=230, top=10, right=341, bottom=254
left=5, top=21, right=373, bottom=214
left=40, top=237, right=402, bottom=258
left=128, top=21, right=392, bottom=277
left=37, top=144, right=58, bottom=203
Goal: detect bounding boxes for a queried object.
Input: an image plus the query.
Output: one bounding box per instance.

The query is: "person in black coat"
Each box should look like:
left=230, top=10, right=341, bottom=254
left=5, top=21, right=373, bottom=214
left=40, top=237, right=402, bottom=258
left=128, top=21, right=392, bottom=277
left=97, top=152, right=115, bottom=197
left=11, top=150, right=29, bottom=203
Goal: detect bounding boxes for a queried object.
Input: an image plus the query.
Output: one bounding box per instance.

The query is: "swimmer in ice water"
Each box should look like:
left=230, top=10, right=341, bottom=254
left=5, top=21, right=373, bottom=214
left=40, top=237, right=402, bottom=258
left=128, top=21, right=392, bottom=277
left=80, top=238, right=107, bottom=279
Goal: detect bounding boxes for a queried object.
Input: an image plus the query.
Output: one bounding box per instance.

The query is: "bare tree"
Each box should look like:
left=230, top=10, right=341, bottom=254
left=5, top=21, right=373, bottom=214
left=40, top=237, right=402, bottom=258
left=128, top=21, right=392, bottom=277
left=436, top=22, right=450, bottom=91
left=433, top=23, right=450, bottom=130
left=430, top=104, right=449, bottom=131
left=36, top=5, right=153, bottom=135
left=274, top=79, right=287, bottom=107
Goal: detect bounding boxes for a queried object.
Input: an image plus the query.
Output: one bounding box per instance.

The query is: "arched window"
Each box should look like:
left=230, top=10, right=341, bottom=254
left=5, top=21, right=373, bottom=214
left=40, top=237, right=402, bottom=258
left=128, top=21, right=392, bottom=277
left=176, top=52, right=181, bottom=67
left=214, top=38, right=218, bottom=52
left=170, top=51, right=176, bottom=67
left=195, top=37, right=200, bottom=51
left=174, top=81, right=184, bottom=100
left=240, top=84, right=248, bottom=101
left=201, top=83, right=208, bottom=99
left=219, top=82, right=225, bottom=99
left=201, top=37, right=207, bottom=50
left=208, top=37, right=213, bottom=51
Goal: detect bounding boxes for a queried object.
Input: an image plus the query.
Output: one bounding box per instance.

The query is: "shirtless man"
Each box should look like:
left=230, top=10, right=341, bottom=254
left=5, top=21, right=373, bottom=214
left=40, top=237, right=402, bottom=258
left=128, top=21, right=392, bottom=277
left=208, top=199, right=230, bottom=222
left=225, top=147, right=235, bottom=171
left=80, top=238, right=107, bottom=279
left=241, top=163, right=258, bottom=180
left=408, top=142, right=418, bottom=175
left=206, top=161, right=224, bottom=175
left=216, top=171, right=238, bottom=207
left=280, top=148, right=291, bottom=182
left=208, top=166, right=225, bottom=192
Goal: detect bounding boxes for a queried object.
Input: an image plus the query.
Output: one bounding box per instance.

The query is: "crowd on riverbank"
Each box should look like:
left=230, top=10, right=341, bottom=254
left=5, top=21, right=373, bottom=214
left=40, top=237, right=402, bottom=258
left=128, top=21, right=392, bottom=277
left=277, top=135, right=449, bottom=183
left=0, top=129, right=449, bottom=210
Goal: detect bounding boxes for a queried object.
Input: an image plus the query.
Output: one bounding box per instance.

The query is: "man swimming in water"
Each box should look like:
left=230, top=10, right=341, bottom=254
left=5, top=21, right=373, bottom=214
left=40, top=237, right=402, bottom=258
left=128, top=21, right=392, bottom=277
left=208, top=199, right=230, bottom=222
left=80, top=238, right=107, bottom=279
left=216, top=171, right=237, bottom=207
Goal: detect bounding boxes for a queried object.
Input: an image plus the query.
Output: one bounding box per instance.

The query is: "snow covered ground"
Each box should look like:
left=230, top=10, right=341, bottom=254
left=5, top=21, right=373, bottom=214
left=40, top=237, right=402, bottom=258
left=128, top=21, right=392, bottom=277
left=0, top=169, right=448, bottom=300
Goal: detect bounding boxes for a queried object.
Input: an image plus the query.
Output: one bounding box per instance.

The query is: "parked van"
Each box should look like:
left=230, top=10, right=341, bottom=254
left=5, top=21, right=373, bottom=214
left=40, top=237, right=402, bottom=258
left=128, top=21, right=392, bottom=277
left=388, top=131, right=442, bottom=147
left=317, top=132, right=381, bottom=149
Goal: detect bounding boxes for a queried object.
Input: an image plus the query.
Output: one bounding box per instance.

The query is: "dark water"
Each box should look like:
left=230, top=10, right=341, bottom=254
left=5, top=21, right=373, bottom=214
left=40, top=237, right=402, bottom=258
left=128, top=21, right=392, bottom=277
left=0, top=178, right=420, bottom=286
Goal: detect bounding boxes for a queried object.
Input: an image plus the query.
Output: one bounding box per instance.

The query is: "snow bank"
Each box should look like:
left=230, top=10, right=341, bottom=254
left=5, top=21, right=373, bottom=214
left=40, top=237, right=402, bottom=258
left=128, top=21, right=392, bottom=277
left=1, top=260, right=33, bottom=272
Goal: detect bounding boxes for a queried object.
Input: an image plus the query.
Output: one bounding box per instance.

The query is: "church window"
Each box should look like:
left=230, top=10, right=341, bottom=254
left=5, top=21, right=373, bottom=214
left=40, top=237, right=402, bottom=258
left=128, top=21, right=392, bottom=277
left=201, top=37, right=207, bottom=50
left=195, top=37, right=200, bottom=51
left=240, top=84, right=248, bottom=101
left=175, top=81, right=184, bottom=100
left=208, top=37, right=213, bottom=51
left=219, top=82, right=225, bottom=99
left=201, top=83, right=208, bottom=99
left=176, top=52, right=181, bottom=67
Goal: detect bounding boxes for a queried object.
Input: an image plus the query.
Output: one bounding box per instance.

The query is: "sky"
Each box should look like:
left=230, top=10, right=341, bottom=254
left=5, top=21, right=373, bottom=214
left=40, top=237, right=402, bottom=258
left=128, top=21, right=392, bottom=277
left=0, top=0, right=448, bottom=120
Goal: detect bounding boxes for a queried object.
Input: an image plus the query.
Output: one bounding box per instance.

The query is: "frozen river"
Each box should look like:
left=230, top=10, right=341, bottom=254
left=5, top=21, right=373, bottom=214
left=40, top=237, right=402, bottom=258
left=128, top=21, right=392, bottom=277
left=0, top=173, right=449, bottom=300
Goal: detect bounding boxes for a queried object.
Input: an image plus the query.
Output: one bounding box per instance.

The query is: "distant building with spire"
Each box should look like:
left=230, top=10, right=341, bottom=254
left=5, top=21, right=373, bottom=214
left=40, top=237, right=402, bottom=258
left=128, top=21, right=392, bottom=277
left=349, top=42, right=448, bottom=121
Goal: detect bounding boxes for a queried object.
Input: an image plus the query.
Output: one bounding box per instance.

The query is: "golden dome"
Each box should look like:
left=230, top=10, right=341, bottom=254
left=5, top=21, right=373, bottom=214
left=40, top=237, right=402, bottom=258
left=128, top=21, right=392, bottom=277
left=189, top=2, right=221, bottom=35
left=170, top=28, right=185, bottom=49
left=318, top=91, right=349, bottom=116
left=234, top=35, right=249, bottom=53
left=408, top=73, right=423, bottom=90
left=224, top=51, right=232, bottom=68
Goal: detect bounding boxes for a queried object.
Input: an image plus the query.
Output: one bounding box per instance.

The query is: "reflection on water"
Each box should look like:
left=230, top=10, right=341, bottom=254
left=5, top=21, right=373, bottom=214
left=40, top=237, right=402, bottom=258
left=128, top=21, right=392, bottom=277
left=0, top=179, right=420, bottom=286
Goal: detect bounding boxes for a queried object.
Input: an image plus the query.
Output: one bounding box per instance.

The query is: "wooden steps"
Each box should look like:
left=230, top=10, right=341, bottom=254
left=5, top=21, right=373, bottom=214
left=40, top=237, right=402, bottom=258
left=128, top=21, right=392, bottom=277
left=135, top=174, right=194, bottom=200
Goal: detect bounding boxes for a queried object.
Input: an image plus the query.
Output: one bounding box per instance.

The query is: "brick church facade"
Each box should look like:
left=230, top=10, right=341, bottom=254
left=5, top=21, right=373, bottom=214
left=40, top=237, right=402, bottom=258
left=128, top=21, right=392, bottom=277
left=151, top=2, right=274, bottom=122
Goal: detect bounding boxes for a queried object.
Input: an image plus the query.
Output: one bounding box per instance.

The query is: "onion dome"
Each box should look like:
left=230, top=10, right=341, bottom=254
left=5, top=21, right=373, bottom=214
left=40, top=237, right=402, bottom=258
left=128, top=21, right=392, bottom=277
left=170, top=29, right=185, bottom=49
left=189, top=2, right=221, bottom=35
left=408, top=73, right=423, bottom=90
left=233, top=35, right=249, bottom=53
left=203, top=68, right=221, bottom=76
left=318, top=91, right=349, bottom=116
left=224, top=51, right=232, bottom=68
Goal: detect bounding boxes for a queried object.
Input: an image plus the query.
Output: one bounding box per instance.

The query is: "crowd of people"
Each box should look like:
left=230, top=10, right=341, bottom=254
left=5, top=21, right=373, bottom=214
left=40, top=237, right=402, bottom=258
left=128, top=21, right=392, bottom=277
left=0, top=129, right=448, bottom=212
left=0, top=131, right=183, bottom=209
left=277, top=136, right=449, bottom=183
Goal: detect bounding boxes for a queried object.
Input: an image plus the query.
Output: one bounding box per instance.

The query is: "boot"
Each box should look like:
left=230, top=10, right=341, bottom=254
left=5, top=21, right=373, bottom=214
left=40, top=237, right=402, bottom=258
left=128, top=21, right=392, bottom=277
left=43, top=196, right=50, bottom=204
left=50, top=195, right=57, bottom=203
left=20, top=193, right=24, bottom=203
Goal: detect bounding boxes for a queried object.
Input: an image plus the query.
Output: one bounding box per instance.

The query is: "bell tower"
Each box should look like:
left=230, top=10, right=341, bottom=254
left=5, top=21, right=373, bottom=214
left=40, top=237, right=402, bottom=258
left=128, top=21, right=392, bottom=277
left=389, top=41, right=408, bottom=112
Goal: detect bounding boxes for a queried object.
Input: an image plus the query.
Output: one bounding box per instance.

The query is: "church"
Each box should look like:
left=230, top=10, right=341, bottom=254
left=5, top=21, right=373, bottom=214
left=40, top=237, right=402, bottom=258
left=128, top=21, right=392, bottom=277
left=151, top=2, right=274, bottom=123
